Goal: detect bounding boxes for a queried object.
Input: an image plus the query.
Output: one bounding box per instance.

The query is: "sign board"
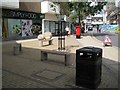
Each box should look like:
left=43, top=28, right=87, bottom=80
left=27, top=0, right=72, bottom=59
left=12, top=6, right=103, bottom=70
left=2, top=9, right=45, bottom=19
left=102, top=24, right=119, bottom=32
left=104, top=35, right=112, bottom=45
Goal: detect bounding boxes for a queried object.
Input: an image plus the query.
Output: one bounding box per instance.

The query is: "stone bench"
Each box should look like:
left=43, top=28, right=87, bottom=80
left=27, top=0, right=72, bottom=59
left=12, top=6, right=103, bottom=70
left=40, top=49, right=70, bottom=66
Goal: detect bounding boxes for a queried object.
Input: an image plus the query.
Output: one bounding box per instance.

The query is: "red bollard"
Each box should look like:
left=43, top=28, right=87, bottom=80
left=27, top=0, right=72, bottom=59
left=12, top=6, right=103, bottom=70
left=76, top=25, right=81, bottom=39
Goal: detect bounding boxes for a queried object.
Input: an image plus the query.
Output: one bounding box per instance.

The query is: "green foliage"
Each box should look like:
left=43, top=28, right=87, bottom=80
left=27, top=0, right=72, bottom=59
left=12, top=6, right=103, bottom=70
left=68, top=2, right=107, bottom=23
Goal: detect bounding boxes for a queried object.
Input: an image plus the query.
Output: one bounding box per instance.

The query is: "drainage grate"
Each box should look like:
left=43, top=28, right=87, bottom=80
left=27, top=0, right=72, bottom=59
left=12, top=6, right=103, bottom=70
left=31, top=69, right=65, bottom=82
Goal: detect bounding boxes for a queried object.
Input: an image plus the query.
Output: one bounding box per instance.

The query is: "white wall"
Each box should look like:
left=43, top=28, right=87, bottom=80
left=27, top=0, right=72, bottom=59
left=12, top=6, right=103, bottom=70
left=41, top=1, right=60, bottom=14
left=1, top=0, right=19, bottom=8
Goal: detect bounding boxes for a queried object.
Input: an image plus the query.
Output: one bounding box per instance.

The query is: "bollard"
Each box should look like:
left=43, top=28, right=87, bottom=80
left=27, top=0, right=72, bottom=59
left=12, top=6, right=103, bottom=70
left=13, top=43, right=22, bottom=55
left=18, top=43, right=22, bottom=52
left=13, top=44, right=20, bottom=55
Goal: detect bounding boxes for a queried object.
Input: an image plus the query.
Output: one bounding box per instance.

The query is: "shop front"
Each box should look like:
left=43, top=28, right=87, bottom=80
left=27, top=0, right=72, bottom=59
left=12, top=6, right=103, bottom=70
left=2, top=9, right=45, bottom=40
left=42, top=19, right=70, bottom=36
left=41, top=1, right=71, bottom=36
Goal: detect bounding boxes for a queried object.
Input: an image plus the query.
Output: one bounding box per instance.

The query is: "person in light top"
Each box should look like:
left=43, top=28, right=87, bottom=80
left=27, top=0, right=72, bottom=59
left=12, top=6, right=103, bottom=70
left=65, top=26, right=70, bottom=36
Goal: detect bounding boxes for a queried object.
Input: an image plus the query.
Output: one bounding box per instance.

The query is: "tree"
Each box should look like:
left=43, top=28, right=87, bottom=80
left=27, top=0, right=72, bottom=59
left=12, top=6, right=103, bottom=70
left=68, top=2, right=87, bottom=24
left=68, top=1, right=107, bottom=24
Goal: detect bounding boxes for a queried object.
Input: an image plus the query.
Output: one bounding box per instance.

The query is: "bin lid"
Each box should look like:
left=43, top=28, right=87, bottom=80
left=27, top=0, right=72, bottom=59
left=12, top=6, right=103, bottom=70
left=77, top=46, right=102, bottom=53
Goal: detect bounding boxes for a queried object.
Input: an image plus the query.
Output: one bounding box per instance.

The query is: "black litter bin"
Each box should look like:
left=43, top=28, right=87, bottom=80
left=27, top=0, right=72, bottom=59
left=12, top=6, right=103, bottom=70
left=76, top=47, right=102, bottom=89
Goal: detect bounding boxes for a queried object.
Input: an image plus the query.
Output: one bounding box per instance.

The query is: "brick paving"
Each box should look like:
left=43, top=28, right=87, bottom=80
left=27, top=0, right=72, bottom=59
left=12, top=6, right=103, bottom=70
left=2, top=35, right=119, bottom=89
left=2, top=70, right=55, bottom=88
left=2, top=62, right=118, bottom=88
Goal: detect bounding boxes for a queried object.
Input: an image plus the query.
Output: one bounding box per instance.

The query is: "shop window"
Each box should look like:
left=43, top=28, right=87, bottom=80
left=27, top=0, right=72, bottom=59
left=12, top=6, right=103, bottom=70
left=50, top=21, right=55, bottom=34
left=8, top=19, right=33, bottom=38
left=44, top=20, right=49, bottom=32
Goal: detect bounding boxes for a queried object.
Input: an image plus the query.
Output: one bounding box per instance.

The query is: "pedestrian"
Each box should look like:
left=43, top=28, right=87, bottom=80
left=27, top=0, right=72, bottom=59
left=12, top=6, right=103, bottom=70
left=81, top=24, right=85, bottom=36
left=97, top=24, right=99, bottom=32
left=99, top=27, right=102, bottom=33
left=65, top=26, right=70, bottom=36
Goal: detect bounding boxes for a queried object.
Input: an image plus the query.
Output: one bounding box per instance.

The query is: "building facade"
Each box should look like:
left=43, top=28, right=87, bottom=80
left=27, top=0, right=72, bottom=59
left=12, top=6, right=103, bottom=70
left=107, top=7, right=119, bottom=24
left=2, top=1, right=69, bottom=40
left=105, top=1, right=120, bottom=25
left=2, top=0, right=20, bottom=40
left=41, top=1, right=69, bottom=36
left=2, top=1, right=45, bottom=40
left=91, top=14, right=103, bottom=25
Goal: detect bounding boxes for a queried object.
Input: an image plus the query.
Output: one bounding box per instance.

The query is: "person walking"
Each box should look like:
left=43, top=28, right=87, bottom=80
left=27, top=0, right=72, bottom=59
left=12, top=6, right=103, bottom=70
left=97, top=24, right=99, bottom=32
left=65, top=26, right=70, bottom=36
left=81, top=24, right=85, bottom=36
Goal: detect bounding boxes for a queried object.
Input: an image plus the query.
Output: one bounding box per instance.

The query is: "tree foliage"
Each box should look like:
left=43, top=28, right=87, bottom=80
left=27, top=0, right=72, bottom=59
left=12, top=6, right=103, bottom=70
left=68, top=2, right=107, bottom=23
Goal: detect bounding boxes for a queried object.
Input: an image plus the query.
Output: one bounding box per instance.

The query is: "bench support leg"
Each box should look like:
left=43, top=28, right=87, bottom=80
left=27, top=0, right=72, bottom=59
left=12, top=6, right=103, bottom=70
left=65, top=55, right=69, bottom=66
left=65, top=55, right=70, bottom=66
left=41, top=51, right=47, bottom=61
left=41, top=51, right=70, bottom=66
left=49, top=40, right=52, bottom=45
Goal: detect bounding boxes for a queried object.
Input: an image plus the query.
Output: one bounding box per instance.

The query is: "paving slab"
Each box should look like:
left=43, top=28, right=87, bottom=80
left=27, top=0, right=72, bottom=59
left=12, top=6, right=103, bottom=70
left=2, top=35, right=119, bottom=88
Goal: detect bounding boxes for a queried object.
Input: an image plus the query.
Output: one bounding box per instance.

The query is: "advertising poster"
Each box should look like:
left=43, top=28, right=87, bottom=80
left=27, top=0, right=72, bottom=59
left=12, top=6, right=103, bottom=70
left=102, top=24, right=119, bottom=32
left=8, top=19, right=22, bottom=38
left=8, top=19, right=33, bottom=37
left=21, top=20, right=33, bottom=37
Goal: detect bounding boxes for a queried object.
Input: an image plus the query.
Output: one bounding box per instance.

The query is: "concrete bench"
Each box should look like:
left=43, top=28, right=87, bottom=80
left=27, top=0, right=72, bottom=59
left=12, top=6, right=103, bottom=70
left=40, top=49, right=70, bottom=66
left=38, top=38, right=53, bottom=47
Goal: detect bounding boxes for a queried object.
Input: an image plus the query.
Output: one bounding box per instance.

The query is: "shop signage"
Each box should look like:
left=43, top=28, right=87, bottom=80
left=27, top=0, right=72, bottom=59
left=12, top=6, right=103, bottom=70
left=2, top=9, right=45, bottom=19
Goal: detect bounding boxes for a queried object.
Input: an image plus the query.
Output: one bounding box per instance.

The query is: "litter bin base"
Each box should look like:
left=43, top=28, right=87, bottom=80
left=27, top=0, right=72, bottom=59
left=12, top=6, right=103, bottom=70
left=76, top=78, right=101, bottom=89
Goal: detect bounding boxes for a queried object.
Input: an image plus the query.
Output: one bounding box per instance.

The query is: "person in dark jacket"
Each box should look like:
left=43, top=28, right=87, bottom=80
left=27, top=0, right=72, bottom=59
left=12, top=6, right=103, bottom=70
left=81, top=23, right=85, bottom=36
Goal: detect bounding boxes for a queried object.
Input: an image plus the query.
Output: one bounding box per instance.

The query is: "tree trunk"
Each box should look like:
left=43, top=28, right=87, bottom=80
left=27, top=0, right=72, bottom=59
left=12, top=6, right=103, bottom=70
left=78, top=3, right=81, bottom=25
left=79, top=10, right=80, bottom=25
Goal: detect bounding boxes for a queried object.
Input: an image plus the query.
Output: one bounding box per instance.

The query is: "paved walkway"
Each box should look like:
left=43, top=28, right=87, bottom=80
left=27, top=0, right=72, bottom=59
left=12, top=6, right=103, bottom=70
left=2, top=35, right=119, bottom=89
